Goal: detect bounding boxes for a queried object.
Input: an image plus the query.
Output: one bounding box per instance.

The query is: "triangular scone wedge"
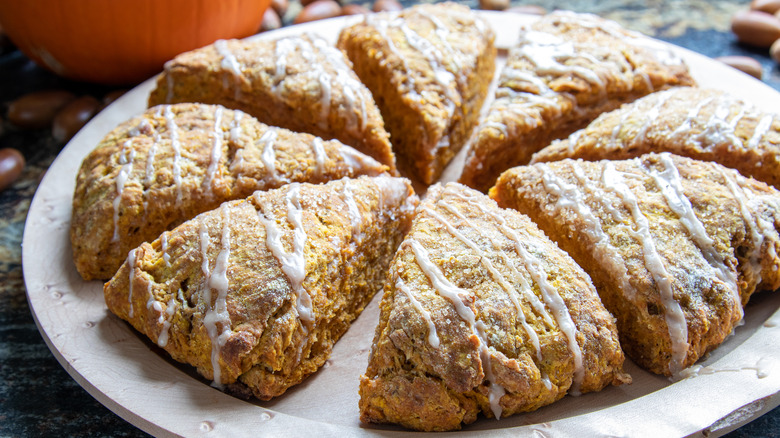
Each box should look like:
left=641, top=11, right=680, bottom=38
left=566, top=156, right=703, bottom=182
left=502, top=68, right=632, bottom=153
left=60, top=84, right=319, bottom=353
left=490, top=153, right=780, bottom=376
left=459, top=11, right=695, bottom=192
left=531, top=87, right=780, bottom=189
left=103, top=176, right=419, bottom=400
left=338, top=3, right=496, bottom=185
left=360, top=182, right=629, bottom=431
left=72, top=103, right=389, bottom=281
left=147, top=34, right=396, bottom=172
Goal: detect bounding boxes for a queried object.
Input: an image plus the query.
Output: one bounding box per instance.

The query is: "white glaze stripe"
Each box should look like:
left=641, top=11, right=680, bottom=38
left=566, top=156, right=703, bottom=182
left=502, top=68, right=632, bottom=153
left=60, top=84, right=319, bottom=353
left=127, top=248, right=137, bottom=318
left=258, top=129, right=279, bottom=182
left=748, top=114, right=775, bottom=149
left=423, top=204, right=543, bottom=361
left=408, top=239, right=506, bottom=419
left=439, top=198, right=556, bottom=329
left=539, top=162, right=635, bottom=297
left=203, top=107, right=224, bottom=199
left=602, top=161, right=688, bottom=376
left=312, top=137, right=326, bottom=178
left=453, top=189, right=586, bottom=395
left=163, top=106, right=183, bottom=206
left=647, top=154, right=741, bottom=316
left=257, top=185, right=314, bottom=326
left=203, top=205, right=234, bottom=386
left=113, top=139, right=136, bottom=242
left=396, top=277, right=440, bottom=348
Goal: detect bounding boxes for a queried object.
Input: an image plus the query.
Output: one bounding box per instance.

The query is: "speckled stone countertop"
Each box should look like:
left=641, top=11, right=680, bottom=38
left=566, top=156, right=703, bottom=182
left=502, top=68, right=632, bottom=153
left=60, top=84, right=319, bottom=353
left=1, top=1, right=779, bottom=437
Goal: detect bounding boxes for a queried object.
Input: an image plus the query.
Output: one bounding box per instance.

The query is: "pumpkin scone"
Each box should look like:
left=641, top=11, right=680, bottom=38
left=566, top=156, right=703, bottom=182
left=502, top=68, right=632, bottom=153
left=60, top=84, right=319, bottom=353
left=103, top=176, right=419, bottom=400
left=338, top=3, right=496, bottom=185
left=459, top=11, right=695, bottom=192
left=359, top=182, right=629, bottom=431
left=531, top=87, right=780, bottom=189
left=71, top=103, right=389, bottom=280
left=148, top=33, right=396, bottom=172
left=490, top=153, right=780, bottom=377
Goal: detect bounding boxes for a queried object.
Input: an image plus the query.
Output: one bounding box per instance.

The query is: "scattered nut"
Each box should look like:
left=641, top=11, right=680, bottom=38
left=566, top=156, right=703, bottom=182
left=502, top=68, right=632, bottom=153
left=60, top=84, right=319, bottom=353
left=373, top=0, right=402, bottom=13
left=341, top=3, right=371, bottom=15
left=0, top=148, right=25, bottom=192
left=751, top=0, right=780, bottom=14
left=715, top=55, right=763, bottom=80
left=261, top=8, right=282, bottom=31
left=731, top=10, right=780, bottom=48
left=294, top=0, right=341, bottom=24
left=771, top=38, right=780, bottom=62
left=52, top=95, right=101, bottom=144
left=480, top=0, right=510, bottom=11
left=7, top=90, right=75, bottom=129
left=271, top=0, right=289, bottom=16
left=506, top=5, right=547, bottom=15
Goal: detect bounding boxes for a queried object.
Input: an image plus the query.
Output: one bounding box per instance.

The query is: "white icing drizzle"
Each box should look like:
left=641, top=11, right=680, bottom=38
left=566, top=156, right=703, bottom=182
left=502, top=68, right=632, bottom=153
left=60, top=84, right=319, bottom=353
left=396, top=21, right=458, bottom=117
left=407, top=239, right=506, bottom=419
left=439, top=197, right=556, bottom=330
left=160, top=231, right=171, bottom=267
left=602, top=162, right=688, bottom=376
left=538, top=163, right=634, bottom=297
left=127, top=248, right=137, bottom=318
left=396, top=277, right=440, bottom=348
left=257, top=185, right=314, bottom=325
left=312, top=137, right=326, bottom=178
left=207, top=206, right=234, bottom=385
left=634, top=91, right=673, bottom=144
left=646, top=154, right=741, bottom=316
left=203, top=107, right=224, bottom=199
left=342, top=180, right=363, bottom=240
left=365, top=15, right=424, bottom=105
left=461, top=192, right=586, bottom=395
left=273, top=35, right=368, bottom=135
left=163, top=106, right=183, bottom=206
left=718, top=169, right=777, bottom=284
left=113, top=139, right=137, bottom=242
left=423, top=204, right=544, bottom=362
left=258, top=128, right=279, bottom=182
left=229, top=110, right=244, bottom=143
left=197, top=206, right=234, bottom=386
left=157, top=295, right=179, bottom=348
left=516, top=30, right=604, bottom=89
left=748, top=114, right=775, bottom=149
left=214, top=39, right=243, bottom=100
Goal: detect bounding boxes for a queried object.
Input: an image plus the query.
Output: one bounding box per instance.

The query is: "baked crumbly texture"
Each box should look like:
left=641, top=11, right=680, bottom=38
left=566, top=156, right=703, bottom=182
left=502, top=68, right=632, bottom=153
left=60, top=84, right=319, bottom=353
left=459, top=11, right=695, bottom=192
left=490, top=153, right=780, bottom=376
left=531, top=87, right=780, bottom=189
left=360, top=182, right=629, bottom=431
left=337, top=3, right=496, bottom=185
left=147, top=34, right=397, bottom=172
left=71, top=103, right=389, bottom=280
left=103, top=176, right=419, bottom=400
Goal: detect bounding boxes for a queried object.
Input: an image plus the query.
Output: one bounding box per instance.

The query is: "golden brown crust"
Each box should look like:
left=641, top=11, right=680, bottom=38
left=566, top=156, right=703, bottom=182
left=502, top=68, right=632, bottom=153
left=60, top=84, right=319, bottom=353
left=103, top=176, right=419, bottom=400
left=148, top=34, right=396, bottom=172
left=337, top=3, right=496, bottom=185
left=71, top=103, right=389, bottom=280
left=359, top=182, right=627, bottom=431
left=459, top=11, right=695, bottom=192
left=531, top=87, right=780, bottom=189
left=490, top=154, right=780, bottom=376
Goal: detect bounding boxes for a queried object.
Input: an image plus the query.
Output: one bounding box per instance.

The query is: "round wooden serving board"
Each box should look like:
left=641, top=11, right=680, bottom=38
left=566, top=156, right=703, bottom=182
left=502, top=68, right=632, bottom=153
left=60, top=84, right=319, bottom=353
left=22, top=11, right=780, bottom=438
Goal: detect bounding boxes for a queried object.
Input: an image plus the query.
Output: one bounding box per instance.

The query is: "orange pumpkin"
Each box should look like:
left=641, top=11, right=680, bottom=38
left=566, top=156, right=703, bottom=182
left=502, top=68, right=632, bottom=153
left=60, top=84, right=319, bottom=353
left=0, top=0, right=271, bottom=85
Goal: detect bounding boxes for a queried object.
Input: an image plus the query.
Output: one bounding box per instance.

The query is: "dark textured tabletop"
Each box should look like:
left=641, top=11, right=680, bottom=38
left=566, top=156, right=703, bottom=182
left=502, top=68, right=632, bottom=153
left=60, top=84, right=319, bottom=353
left=2, top=0, right=779, bottom=437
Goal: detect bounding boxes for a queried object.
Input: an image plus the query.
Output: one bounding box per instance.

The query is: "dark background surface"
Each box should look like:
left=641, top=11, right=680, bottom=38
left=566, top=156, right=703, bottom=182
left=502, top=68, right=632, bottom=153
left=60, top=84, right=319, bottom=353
left=1, top=0, right=779, bottom=437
